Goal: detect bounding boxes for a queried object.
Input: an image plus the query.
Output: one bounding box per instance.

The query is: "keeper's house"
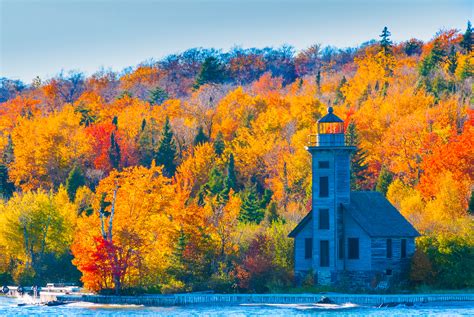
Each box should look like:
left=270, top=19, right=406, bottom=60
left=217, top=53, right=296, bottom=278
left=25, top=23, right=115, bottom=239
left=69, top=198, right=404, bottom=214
left=289, top=107, right=419, bottom=288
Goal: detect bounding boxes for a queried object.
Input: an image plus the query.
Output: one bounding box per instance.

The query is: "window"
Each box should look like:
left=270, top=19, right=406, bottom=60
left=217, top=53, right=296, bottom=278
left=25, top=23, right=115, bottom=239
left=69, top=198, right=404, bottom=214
left=318, top=209, right=329, bottom=230
left=338, top=238, right=344, bottom=259
left=348, top=238, right=359, bottom=259
left=318, top=161, right=330, bottom=169
left=319, top=176, right=329, bottom=197
left=304, top=238, right=312, bottom=259
left=386, top=269, right=392, bottom=276
left=386, top=239, right=392, bottom=258
left=401, top=239, right=407, bottom=258
left=320, top=240, right=329, bottom=267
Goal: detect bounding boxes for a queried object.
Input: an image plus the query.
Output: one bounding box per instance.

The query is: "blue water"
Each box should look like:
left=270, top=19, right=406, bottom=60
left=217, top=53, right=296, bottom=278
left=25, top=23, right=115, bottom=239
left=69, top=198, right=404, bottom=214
left=0, top=295, right=473, bottom=316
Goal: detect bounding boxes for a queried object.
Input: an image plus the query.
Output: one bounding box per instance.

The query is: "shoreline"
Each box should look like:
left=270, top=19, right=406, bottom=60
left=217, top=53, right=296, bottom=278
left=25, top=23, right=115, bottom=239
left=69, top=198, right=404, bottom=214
left=37, top=292, right=474, bottom=307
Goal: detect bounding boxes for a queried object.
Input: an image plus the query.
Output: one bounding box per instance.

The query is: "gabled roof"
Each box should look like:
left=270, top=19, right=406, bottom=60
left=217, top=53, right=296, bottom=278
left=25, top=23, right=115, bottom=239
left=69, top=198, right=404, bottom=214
left=288, top=191, right=420, bottom=239
left=343, top=191, right=420, bottom=237
left=288, top=210, right=312, bottom=238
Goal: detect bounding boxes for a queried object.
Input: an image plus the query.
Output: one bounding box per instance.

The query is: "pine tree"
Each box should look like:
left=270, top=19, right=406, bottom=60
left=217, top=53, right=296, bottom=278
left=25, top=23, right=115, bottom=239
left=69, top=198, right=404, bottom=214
left=75, top=104, right=97, bottom=127
left=116, top=91, right=132, bottom=100
left=155, top=117, right=177, bottom=177
left=0, top=164, right=14, bottom=199
left=380, top=26, right=393, bottom=54
left=297, top=78, right=303, bottom=89
left=193, top=126, right=209, bottom=146
left=148, top=86, right=169, bottom=105
left=65, top=165, right=86, bottom=201
left=224, top=153, right=237, bottom=193
left=419, top=40, right=446, bottom=77
left=375, top=167, right=393, bottom=196
left=239, top=183, right=264, bottom=224
left=460, top=21, right=473, bottom=53
left=112, top=116, right=118, bottom=127
left=334, top=76, right=347, bottom=104
left=468, top=190, right=474, bottom=215
left=138, top=119, right=156, bottom=167
left=2, top=134, right=13, bottom=164
left=316, top=70, right=321, bottom=90
left=459, top=58, right=473, bottom=80
left=169, top=230, right=187, bottom=282
left=194, top=56, right=226, bottom=89
left=266, top=201, right=283, bottom=224
left=213, top=131, right=225, bottom=155
left=108, top=132, right=121, bottom=170
left=447, top=46, right=458, bottom=75
left=346, top=122, right=369, bottom=190
left=207, top=167, right=225, bottom=196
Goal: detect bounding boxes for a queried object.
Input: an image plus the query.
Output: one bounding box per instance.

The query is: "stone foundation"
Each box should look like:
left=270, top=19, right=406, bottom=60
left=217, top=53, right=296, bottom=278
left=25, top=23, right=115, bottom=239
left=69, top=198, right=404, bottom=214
left=295, top=268, right=409, bottom=290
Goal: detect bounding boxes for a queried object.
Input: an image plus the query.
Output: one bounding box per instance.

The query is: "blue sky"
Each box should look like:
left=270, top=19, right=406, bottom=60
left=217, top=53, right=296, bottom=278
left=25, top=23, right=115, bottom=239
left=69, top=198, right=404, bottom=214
left=0, top=0, right=472, bottom=82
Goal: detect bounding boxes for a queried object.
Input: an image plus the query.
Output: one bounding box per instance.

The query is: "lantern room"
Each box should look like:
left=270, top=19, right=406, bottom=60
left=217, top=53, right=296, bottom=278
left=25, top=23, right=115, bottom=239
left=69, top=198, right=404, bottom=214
left=309, top=107, right=346, bottom=147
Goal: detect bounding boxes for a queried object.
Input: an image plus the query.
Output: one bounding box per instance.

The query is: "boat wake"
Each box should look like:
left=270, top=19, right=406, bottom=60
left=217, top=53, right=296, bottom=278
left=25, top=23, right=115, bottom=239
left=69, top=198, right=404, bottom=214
left=16, top=294, right=41, bottom=306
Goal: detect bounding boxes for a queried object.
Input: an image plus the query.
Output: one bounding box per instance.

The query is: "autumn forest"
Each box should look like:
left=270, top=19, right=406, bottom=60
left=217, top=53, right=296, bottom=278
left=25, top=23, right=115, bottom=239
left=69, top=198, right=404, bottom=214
left=0, top=25, right=472, bottom=293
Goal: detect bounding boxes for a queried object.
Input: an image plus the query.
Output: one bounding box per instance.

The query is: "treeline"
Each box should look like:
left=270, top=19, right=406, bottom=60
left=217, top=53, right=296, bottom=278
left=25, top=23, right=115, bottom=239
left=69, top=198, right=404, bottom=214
left=0, top=24, right=472, bottom=292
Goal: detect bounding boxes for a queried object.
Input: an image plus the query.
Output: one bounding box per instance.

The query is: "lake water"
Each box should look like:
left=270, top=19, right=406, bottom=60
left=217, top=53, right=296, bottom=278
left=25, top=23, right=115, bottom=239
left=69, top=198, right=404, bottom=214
left=1, top=295, right=473, bottom=316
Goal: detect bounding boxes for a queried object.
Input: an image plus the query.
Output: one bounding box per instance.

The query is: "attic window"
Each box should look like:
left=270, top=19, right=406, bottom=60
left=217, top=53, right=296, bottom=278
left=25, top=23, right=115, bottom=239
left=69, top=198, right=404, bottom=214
left=318, top=161, right=330, bottom=169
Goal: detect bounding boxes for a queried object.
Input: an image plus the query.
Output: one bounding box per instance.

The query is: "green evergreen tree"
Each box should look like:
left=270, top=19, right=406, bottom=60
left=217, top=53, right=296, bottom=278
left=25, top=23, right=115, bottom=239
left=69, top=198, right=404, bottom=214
left=346, top=122, right=369, bottom=190
left=239, top=183, right=265, bottom=224
left=375, top=167, right=393, bottom=196
left=148, top=86, right=169, bottom=105
left=75, top=104, right=97, bottom=127
left=447, top=46, right=458, bottom=75
left=380, top=26, right=393, bottom=54
left=468, top=190, right=474, bottom=215
left=460, top=21, right=473, bottom=53
left=297, top=78, right=303, bottom=89
left=194, top=56, right=226, bottom=89
left=207, top=168, right=225, bottom=196
left=419, top=40, right=446, bottom=77
left=459, top=57, right=473, bottom=80
left=65, top=165, right=86, bottom=201
left=155, top=117, right=177, bottom=177
left=381, top=81, right=389, bottom=97
left=116, top=91, right=132, bottom=99
left=138, top=118, right=156, bottom=167
left=193, top=126, right=209, bottom=146
left=316, top=70, right=321, bottom=90
left=168, top=230, right=188, bottom=283
left=108, top=132, right=121, bottom=170
left=334, top=76, right=347, bottom=104
left=224, top=153, right=237, bottom=193
left=112, top=116, right=118, bottom=127
left=213, top=131, right=225, bottom=155
left=2, top=134, right=13, bottom=164
left=260, top=188, right=273, bottom=210
left=266, top=201, right=283, bottom=224
left=0, top=164, right=14, bottom=199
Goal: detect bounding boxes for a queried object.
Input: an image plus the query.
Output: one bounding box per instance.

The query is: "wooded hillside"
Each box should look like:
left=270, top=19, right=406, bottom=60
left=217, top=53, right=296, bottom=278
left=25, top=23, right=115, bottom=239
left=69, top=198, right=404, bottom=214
left=0, top=25, right=472, bottom=292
